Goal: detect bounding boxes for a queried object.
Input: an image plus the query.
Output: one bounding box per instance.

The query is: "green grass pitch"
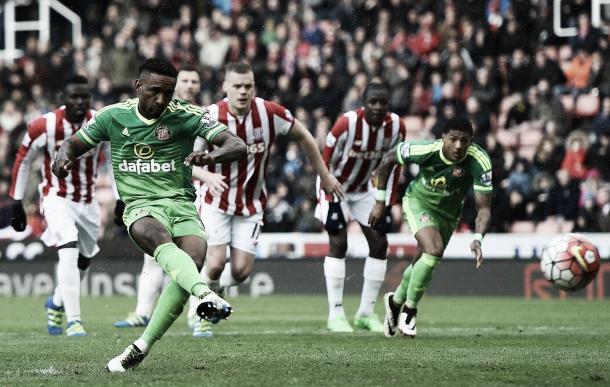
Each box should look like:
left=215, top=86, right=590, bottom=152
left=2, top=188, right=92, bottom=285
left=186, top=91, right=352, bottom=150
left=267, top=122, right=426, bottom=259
left=0, top=295, right=608, bottom=386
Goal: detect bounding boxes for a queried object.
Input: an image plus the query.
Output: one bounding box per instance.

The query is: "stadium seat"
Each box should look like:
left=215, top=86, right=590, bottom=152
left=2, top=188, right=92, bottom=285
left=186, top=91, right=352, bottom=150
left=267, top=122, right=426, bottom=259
left=403, top=116, right=424, bottom=139
left=560, top=95, right=575, bottom=114
left=558, top=45, right=572, bottom=63
left=496, top=129, right=518, bottom=148
left=517, top=145, right=537, bottom=161
left=509, top=221, right=536, bottom=233
left=519, top=129, right=543, bottom=147
left=560, top=220, right=575, bottom=233
left=535, top=219, right=561, bottom=234
left=575, top=94, right=600, bottom=117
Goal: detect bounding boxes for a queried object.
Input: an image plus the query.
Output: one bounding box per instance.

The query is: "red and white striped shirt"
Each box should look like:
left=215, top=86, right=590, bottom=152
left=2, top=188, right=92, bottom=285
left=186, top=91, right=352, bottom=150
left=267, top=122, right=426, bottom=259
left=203, top=97, right=294, bottom=216
left=9, top=107, right=103, bottom=204
left=323, top=108, right=405, bottom=203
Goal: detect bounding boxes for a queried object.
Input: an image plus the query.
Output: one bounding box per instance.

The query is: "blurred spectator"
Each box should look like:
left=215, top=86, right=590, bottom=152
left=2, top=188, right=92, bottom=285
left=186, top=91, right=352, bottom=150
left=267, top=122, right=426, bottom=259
left=533, top=136, right=565, bottom=174
left=570, top=13, right=601, bottom=54
left=585, top=129, right=610, bottom=181
left=597, top=186, right=610, bottom=231
left=552, top=169, right=580, bottom=220
left=561, top=130, right=589, bottom=181
left=529, top=48, right=565, bottom=87
left=505, top=91, right=532, bottom=128
left=589, top=97, right=610, bottom=139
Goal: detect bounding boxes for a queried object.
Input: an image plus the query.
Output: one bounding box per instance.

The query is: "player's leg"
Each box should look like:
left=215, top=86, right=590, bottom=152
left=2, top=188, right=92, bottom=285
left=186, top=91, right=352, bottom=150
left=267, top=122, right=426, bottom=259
left=114, top=254, right=163, bottom=327
left=383, top=247, right=422, bottom=337
left=324, top=227, right=352, bottom=332
left=392, top=196, right=446, bottom=337
left=41, top=197, right=82, bottom=336
left=354, top=225, right=388, bottom=332
left=315, top=192, right=352, bottom=332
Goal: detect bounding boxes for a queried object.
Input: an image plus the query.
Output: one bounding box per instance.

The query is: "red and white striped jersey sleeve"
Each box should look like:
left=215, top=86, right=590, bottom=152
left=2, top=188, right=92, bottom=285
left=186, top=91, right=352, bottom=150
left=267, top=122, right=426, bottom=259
left=264, top=100, right=294, bottom=135
left=386, top=115, right=406, bottom=205
left=322, top=115, right=349, bottom=169
left=9, top=117, right=47, bottom=200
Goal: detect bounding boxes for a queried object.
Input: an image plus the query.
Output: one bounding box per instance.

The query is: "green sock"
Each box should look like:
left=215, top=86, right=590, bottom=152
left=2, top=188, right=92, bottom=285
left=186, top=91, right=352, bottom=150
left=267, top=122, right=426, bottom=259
left=393, top=264, right=413, bottom=305
left=154, top=242, right=208, bottom=297
left=140, top=281, right=189, bottom=347
left=406, top=253, right=441, bottom=307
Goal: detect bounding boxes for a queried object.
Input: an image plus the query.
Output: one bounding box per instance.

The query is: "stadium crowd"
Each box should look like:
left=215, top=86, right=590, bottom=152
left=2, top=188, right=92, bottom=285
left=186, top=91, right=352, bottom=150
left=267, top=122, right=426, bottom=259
left=1, top=0, right=610, bottom=239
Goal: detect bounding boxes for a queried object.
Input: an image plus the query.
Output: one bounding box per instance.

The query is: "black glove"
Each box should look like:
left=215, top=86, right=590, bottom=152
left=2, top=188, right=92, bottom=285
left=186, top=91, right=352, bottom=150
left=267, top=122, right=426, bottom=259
left=114, top=199, right=126, bottom=227
left=324, top=201, right=347, bottom=234
left=372, top=206, right=393, bottom=234
left=9, top=201, right=27, bottom=232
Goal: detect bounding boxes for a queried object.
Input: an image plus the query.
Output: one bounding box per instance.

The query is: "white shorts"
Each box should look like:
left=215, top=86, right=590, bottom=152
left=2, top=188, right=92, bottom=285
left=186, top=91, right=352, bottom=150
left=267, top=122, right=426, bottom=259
left=199, top=203, right=263, bottom=255
left=40, top=196, right=101, bottom=258
left=315, top=189, right=376, bottom=227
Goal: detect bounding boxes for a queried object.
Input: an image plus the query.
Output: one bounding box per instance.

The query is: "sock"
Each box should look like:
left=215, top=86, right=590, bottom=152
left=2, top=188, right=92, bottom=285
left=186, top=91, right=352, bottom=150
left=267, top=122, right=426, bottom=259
left=219, top=262, right=239, bottom=287
left=57, top=248, right=81, bottom=322
left=52, top=286, right=63, bottom=307
left=356, top=257, right=387, bottom=317
left=393, top=264, right=413, bottom=305
left=153, top=243, right=208, bottom=297
left=135, top=254, right=165, bottom=318
left=406, top=253, right=441, bottom=308
left=139, top=281, right=189, bottom=350
left=324, top=256, right=346, bottom=320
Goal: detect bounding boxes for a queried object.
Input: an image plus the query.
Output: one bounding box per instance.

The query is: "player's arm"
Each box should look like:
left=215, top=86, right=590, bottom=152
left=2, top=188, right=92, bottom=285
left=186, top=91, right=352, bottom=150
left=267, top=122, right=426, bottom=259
left=185, top=130, right=246, bottom=166
left=369, top=144, right=403, bottom=227
left=8, top=121, right=45, bottom=231
left=192, top=167, right=228, bottom=197
left=52, top=136, right=92, bottom=178
left=471, top=192, right=492, bottom=269
left=291, top=119, right=345, bottom=199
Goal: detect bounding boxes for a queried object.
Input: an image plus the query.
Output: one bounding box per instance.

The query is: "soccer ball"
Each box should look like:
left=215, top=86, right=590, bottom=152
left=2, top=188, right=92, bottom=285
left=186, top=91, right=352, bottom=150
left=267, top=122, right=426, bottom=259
left=540, top=233, right=601, bottom=291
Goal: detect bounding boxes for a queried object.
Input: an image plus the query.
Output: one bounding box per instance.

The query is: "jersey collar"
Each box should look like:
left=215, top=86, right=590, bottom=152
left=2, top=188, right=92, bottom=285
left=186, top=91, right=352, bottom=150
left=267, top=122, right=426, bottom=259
left=135, top=99, right=164, bottom=126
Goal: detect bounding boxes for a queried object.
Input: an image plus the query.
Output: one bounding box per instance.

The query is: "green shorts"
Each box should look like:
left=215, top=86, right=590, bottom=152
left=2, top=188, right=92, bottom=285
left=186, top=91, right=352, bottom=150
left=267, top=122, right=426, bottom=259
left=123, top=198, right=207, bottom=240
left=402, top=195, right=458, bottom=247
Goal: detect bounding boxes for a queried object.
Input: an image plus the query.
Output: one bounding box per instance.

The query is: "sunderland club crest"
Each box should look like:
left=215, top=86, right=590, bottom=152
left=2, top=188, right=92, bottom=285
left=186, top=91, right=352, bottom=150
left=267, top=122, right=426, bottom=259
left=155, top=125, right=171, bottom=140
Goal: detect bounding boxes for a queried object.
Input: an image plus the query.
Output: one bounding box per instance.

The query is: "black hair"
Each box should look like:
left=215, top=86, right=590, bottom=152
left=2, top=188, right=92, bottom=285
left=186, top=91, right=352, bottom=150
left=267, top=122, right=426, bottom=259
left=225, top=60, right=253, bottom=75
left=138, top=57, right=178, bottom=78
left=178, top=64, right=199, bottom=73
left=363, top=81, right=390, bottom=101
left=443, top=117, right=474, bottom=136
left=63, top=74, right=88, bottom=88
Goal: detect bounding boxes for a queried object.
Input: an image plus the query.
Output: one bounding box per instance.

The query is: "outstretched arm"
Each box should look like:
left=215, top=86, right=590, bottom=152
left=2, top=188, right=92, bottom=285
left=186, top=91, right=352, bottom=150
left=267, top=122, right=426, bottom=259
left=52, top=136, right=93, bottom=178
left=470, top=192, right=492, bottom=268
left=185, top=130, right=246, bottom=166
left=192, top=167, right=228, bottom=197
left=291, top=119, right=345, bottom=200
left=369, top=146, right=401, bottom=227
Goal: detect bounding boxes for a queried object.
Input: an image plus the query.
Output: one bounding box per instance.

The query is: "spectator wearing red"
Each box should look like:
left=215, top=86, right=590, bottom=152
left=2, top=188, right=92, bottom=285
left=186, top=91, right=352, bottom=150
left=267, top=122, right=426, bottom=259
left=561, top=131, right=589, bottom=180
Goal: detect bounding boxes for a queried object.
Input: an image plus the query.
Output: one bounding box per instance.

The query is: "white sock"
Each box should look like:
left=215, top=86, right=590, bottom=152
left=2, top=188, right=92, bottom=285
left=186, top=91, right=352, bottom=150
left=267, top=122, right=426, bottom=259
left=356, top=257, right=387, bottom=317
left=134, top=338, right=150, bottom=353
left=57, top=247, right=80, bottom=322
left=134, top=254, right=164, bottom=318
left=324, top=256, right=346, bottom=320
left=219, top=262, right=239, bottom=287
left=52, top=286, right=63, bottom=307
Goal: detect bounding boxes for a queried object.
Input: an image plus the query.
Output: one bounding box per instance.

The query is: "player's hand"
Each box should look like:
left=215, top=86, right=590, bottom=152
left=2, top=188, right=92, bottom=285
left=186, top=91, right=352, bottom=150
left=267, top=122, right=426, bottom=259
left=368, top=201, right=386, bottom=228
left=320, top=173, right=345, bottom=200
left=205, top=173, right=228, bottom=197
left=471, top=240, right=483, bottom=268
left=114, top=200, right=126, bottom=227
left=51, top=158, right=72, bottom=178
left=185, top=151, right=215, bottom=167
left=9, top=200, right=27, bottom=232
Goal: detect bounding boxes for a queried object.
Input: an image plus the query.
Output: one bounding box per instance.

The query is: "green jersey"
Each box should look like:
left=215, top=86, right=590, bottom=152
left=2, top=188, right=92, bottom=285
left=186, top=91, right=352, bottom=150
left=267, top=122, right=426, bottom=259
left=76, top=98, right=226, bottom=205
left=396, top=140, right=492, bottom=219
